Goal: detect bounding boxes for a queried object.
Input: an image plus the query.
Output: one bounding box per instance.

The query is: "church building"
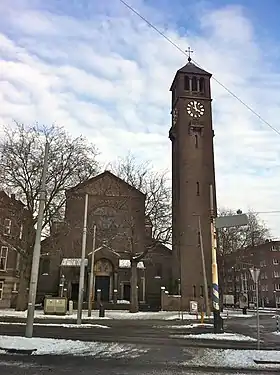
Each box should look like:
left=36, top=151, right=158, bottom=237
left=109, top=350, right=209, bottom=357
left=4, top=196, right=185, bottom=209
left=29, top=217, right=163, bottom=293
left=37, top=171, right=172, bottom=310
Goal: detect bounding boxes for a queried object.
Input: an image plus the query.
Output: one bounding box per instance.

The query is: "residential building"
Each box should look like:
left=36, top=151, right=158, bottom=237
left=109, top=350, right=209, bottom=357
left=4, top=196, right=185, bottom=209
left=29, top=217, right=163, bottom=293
left=0, top=191, right=31, bottom=308
left=222, top=240, right=280, bottom=307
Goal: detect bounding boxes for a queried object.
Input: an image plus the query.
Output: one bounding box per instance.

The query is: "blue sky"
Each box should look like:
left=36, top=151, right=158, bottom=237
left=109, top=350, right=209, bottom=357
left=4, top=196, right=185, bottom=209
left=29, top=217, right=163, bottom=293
left=1, top=0, right=280, bottom=237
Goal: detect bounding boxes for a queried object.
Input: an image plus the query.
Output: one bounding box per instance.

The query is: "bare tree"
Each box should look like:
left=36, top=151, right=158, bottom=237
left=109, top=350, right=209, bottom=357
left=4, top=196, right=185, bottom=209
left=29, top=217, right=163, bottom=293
left=0, top=122, right=99, bottom=310
left=107, top=153, right=172, bottom=245
left=217, top=208, right=270, bottom=298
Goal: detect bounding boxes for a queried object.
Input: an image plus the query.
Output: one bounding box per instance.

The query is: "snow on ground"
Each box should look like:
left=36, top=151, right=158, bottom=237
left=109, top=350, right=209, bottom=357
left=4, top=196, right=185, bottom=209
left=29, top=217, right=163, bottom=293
left=185, top=348, right=280, bottom=369
left=171, top=333, right=256, bottom=341
left=0, top=335, right=148, bottom=358
left=0, top=309, right=199, bottom=320
left=0, top=322, right=110, bottom=329
left=155, top=323, right=213, bottom=329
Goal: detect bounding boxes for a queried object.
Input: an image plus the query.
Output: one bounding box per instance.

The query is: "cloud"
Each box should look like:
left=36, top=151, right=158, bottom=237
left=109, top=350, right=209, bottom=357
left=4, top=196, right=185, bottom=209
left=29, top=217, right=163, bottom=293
left=0, top=0, right=280, bottom=237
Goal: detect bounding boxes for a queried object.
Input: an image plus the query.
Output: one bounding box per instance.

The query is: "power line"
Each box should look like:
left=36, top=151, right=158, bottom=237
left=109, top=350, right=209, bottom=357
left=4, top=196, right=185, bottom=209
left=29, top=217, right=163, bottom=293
left=119, top=0, right=280, bottom=137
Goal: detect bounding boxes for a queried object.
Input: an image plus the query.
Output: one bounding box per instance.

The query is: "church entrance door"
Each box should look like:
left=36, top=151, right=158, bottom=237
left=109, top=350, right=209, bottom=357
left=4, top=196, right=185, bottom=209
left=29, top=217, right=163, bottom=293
left=95, top=276, right=110, bottom=302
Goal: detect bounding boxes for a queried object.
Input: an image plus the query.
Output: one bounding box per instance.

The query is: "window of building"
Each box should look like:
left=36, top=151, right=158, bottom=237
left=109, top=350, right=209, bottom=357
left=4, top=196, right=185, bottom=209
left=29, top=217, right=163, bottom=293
left=260, top=260, right=266, bottom=267
left=0, top=281, right=3, bottom=300
left=192, top=76, right=198, bottom=91
left=196, top=182, right=200, bottom=196
left=271, top=245, right=278, bottom=251
left=197, top=231, right=201, bottom=246
left=273, top=259, right=279, bottom=265
left=274, top=284, right=280, bottom=291
left=12, top=282, right=18, bottom=292
left=228, top=287, right=233, bottom=293
left=200, top=285, right=204, bottom=297
left=41, top=258, right=50, bottom=275
left=184, top=75, right=190, bottom=90
left=236, top=275, right=239, bottom=281
left=199, top=77, right=205, bottom=93
left=261, top=285, right=268, bottom=292
left=236, top=286, right=240, bottom=292
left=3, top=218, right=11, bottom=235
left=228, top=276, right=232, bottom=282
left=0, top=247, right=8, bottom=270
left=193, top=285, right=196, bottom=298
left=273, top=271, right=280, bottom=278
left=194, top=135, right=198, bottom=148
left=242, top=263, right=246, bottom=269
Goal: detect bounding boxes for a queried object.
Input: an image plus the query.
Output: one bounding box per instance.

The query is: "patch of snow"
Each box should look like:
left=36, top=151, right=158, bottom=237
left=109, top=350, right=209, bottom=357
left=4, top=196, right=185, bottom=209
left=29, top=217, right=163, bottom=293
left=157, top=323, right=213, bottom=329
left=0, top=336, right=148, bottom=358
left=0, top=309, right=202, bottom=320
left=61, top=258, right=88, bottom=267
left=172, top=332, right=256, bottom=341
left=118, top=259, right=145, bottom=269
left=185, top=348, right=280, bottom=369
left=0, top=322, right=110, bottom=329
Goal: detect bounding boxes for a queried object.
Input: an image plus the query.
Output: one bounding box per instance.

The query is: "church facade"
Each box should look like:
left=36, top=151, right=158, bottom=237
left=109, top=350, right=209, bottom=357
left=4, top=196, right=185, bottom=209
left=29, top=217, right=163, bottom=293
left=169, top=56, right=217, bottom=309
left=37, top=171, right=172, bottom=310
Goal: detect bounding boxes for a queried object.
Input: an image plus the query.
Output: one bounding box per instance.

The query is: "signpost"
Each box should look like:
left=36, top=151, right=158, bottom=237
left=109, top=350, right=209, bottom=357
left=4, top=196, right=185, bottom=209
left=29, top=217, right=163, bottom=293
left=249, top=267, right=261, bottom=350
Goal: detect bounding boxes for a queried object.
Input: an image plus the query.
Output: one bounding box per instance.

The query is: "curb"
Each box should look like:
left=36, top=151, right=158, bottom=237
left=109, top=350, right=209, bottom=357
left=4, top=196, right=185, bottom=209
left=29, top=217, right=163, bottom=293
left=0, top=347, right=37, bottom=355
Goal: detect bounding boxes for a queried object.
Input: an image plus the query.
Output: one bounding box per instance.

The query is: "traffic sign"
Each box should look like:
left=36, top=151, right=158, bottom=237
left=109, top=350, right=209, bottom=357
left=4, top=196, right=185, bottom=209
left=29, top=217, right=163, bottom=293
left=216, top=214, right=249, bottom=229
left=249, top=268, right=260, bottom=283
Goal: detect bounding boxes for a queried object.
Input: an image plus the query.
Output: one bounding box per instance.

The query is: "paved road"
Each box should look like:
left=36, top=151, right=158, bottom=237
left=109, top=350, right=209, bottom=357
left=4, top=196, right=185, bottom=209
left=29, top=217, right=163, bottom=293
left=0, top=352, right=279, bottom=375
left=225, top=312, right=280, bottom=348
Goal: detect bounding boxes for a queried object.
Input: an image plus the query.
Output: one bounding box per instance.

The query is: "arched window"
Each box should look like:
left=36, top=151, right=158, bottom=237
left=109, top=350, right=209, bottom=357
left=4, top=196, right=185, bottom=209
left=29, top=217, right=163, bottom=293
left=184, top=75, right=190, bottom=90
left=192, top=76, right=198, bottom=91
left=199, top=77, right=205, bottom=93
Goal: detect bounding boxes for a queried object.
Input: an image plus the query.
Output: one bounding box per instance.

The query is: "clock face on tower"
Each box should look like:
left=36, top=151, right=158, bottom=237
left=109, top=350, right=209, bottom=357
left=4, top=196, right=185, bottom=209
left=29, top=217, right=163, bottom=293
left=186, top=100, right=205, bottom=118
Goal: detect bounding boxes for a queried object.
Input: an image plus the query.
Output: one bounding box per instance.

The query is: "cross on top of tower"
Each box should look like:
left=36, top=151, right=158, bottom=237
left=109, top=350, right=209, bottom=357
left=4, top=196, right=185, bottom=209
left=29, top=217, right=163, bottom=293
left=185, top=47, right=194, bottom=62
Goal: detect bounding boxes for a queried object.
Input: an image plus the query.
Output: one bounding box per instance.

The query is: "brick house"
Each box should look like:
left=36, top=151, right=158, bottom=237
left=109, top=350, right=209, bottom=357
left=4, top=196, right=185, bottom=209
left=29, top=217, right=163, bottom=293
left=37, top=171, right=172, bottom=309
left=0, top=191, right=32, bottom=308
left=222, top=240, right=280, bottom=307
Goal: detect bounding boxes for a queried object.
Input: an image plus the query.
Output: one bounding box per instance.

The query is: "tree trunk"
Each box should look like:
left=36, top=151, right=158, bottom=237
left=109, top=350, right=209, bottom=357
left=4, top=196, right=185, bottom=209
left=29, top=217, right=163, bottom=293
left=130, top=261, right=139, bottom=313
left=16, top=255, right=32, bottom=311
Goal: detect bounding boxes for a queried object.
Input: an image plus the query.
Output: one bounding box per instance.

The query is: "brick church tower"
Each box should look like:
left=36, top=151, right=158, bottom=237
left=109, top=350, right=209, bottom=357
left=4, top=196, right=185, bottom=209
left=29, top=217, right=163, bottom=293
left=169, top=53, right=217, bottom=309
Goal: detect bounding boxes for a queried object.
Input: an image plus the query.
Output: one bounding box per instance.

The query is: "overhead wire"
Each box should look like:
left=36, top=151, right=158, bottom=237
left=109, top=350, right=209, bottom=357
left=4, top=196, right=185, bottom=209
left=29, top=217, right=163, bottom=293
left=119, top=0, right=280, bottom=137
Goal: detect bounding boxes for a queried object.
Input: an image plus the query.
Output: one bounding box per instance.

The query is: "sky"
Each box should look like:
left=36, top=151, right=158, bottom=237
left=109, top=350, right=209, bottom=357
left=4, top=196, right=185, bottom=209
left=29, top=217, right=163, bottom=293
left=1, top=0, right=280, bottom=238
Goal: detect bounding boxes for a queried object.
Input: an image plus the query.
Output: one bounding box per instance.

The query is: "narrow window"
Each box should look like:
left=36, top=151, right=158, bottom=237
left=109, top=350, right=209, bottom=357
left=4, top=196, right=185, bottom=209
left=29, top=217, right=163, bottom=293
left=195, top=134, right=198, bottom=148
left=184, top=75, right=190, bottom=90
left=200, top=285, right=204, bottom=297
left=199, top=77, right=205, bottom=92
left=3, top=218, right=11, bottom=235
left=192, top=76, right=198, bottom=91
left=0, top=247, right=8, bottom=270
left=193, top=285, right=196, bottom=298
left=196, top=181, right=200, bottom=196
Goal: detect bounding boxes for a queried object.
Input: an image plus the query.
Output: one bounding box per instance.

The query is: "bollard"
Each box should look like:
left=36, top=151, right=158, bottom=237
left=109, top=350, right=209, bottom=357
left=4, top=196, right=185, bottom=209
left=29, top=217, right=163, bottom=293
left=99, top=304, right=105, bottom=318
left=69, top=300, right=73, bottom=315
left=113, top=289, right=118, bottom=305
left=200, top=311, right=205, bottom=324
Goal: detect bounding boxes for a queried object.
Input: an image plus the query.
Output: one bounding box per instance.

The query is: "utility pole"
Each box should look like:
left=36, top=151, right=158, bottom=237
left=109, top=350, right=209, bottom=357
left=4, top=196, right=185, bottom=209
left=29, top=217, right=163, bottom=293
left=88, top=225, right=96, bottom=317
left=77, top=193, right=89, bottom=325
left=25, top=142, right=49, bottom=338
left=210, top=184, right=222, bottom=333
left=198, top=215, right=210, bottom=317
